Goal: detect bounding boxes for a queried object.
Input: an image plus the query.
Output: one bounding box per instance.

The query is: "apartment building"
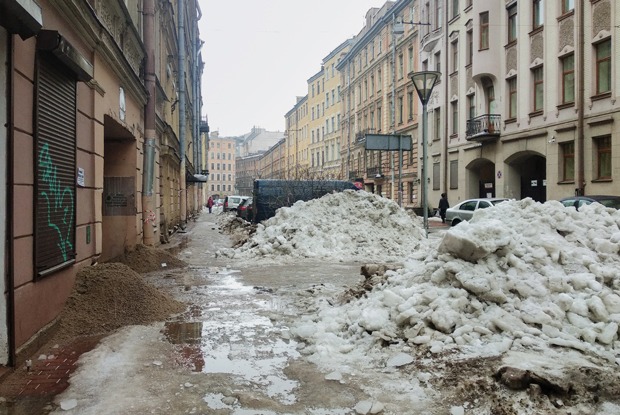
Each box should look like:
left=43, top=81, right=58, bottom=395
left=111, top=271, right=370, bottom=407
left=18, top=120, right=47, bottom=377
left=443, top=0, right=619, bottom=206
left=207, top=132, right=237, bottom=198
left=307, top=68, right=326, bottom=178
left=1, top=0, right=203, bottom=367
left=284, top=96, right=309, bottom=178
left=258, top=138, right=287, bottom=179
left=308, top=39, right=352, bottom=179
left=338, top=1, right=422, bottom=204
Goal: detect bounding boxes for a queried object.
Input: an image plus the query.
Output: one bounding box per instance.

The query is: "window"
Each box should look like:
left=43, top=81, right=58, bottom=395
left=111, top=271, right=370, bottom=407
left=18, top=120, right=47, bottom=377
left=480, top=12, right=489, bottom=49
left=561, top=54, right=575, bottom=103
left=432, top=162, right=440, bottom=190
left=398, top=96, right=404, bottom=124
left=435, top=0, right=443, bottom=30
left=533, top=66, right=544, bottom=112
left=508, top=77, right=517, bottom=119
left=370, top=75, right=375, bottom=96
left=595, top=39, right=611, bottom=95
left=468, top=94, right=475, bottom=119
left=398, top=54, right=404, bottom=79
left=451, top=40, right=459, bottom=72
left=466, top=30, right=473, bottom=65
left=408, top=47, right=414, bottom=72
left=507, top=5, right=517, bottom=43
left=595, top=136, right=611, bottom=179
left=561, top=141, right=575, bottom=181
left=408, top=91, right=414, bottom=119
left=451, top=101, right=458, bottom=134
left=435, top=51, right=441, bottom=73
left=451, top=0, right=459, bottom=19
left=450, top=160, right=458, bottom=189
left=533, top=0, right=544, bottom=29
left=434, top=108, right=441, bottom=140
left=561, top=0, right=574, bottom=14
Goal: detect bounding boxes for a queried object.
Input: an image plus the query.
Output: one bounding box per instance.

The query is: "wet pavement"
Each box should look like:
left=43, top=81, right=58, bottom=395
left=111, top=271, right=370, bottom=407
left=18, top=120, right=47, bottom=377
left=0, top=210, right=449, bottom=414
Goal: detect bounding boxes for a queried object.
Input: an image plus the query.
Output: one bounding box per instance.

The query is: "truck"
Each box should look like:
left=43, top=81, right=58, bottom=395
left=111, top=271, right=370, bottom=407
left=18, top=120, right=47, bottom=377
left=251, top=179, right=359, bottom=223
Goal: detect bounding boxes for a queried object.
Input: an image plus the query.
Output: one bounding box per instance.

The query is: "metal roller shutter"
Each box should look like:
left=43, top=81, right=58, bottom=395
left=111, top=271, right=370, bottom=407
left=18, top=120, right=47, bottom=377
left=34, top=53, right=77, bottom=277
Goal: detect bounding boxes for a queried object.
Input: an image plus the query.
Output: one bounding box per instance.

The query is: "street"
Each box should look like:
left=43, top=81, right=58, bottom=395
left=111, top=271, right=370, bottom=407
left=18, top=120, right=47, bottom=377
left=45, top=210, right=438, bottom=415
left=3, top=192, right=620, bottom=415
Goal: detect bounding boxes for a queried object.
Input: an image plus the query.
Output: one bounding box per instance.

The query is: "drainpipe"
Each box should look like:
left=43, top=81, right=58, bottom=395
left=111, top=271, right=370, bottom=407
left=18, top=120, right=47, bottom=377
left=191, top=7, right=199, bottom=208
left=391, top=13, right=396, bottom=201
left=576, top=0, right=585, bottom=196
left=141, top=0, right=157, bottom=245
left=7, top=32, right=16, bottom=367
left=179, top=0, right=187, bottom=224
left=443, top=3, right=449, bottom=195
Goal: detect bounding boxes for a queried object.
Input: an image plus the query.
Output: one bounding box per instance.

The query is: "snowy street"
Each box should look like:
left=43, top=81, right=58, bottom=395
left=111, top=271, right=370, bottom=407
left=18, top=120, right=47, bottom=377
left=46, top=191, right=620, bottom=414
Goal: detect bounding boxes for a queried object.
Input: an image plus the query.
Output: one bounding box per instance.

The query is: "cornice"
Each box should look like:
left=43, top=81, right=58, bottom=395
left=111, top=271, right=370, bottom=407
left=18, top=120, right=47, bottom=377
left=48, top=0, right=147, bottom=105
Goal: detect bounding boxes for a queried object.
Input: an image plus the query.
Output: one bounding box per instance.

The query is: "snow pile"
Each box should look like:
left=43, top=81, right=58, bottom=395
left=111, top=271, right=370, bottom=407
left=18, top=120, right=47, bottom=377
left=232, top=190, right=426, bottom=262
left=293, top=198, right=620, bottom=366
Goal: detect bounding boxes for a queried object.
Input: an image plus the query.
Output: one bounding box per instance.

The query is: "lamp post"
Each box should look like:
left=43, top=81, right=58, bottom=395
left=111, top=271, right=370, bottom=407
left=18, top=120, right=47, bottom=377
left=409, top=71, right=440, bottom=238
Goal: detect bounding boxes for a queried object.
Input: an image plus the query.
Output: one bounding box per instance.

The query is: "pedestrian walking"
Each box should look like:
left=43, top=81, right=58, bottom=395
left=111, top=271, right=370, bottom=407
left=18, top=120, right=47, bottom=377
left=207, top=196, right=214, bottom=214
left=438, top=193, right=449, bottom=223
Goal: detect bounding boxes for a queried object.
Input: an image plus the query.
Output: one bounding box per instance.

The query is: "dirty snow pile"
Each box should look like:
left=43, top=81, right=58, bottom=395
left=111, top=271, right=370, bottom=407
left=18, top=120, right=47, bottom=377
left=292, top=198, right=620, bottom=368
left=227, top=190, right=426, bottom=262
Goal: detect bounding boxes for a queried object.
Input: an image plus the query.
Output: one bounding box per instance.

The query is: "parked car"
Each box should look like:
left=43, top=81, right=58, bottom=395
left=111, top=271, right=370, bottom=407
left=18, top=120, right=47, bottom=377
left=446, top=198, right=510, bottom=226
left=223, top=195, right=248, bottom=212
left=236, top=197, right=254, bottom=221
left=559, top=195, right=620, bottom=210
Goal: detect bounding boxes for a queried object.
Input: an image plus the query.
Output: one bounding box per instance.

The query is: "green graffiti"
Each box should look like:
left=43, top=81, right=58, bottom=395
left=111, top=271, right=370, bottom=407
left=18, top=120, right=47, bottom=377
left=38, top=143, right=74, bottom=261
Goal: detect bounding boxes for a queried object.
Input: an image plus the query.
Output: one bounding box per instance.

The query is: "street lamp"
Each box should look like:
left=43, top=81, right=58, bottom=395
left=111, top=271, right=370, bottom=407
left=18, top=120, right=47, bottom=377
left=409, top=70, right=440, bottom=238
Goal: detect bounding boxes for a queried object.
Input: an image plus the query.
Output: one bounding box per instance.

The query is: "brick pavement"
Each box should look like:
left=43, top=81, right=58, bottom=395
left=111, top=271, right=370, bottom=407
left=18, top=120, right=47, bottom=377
left=0, top=336, right=102, bottom=409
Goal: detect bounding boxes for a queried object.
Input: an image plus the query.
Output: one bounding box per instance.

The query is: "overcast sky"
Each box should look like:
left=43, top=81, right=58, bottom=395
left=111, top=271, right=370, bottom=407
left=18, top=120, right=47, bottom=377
left=199, top=0, right=389, bottom=137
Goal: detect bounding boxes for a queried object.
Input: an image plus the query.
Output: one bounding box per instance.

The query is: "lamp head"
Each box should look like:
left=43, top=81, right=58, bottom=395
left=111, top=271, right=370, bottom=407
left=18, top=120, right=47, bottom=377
left=409, top=71, right=441, bottom=104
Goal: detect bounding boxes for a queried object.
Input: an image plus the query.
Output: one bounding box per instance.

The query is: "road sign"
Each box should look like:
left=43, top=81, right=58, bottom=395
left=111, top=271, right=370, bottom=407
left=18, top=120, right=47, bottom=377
left=365, top=134, right=412, bottom=151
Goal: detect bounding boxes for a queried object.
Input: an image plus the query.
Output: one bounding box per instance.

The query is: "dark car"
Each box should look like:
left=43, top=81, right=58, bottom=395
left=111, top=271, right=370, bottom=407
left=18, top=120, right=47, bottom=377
left=559, top=195, right=620, bottom=210
left=236, top=197, right=254, bottom=221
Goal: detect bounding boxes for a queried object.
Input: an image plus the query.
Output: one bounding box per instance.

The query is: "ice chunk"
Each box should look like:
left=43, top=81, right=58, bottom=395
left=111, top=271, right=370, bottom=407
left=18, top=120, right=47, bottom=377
left=386, top=353, right=414, bottom=367
left=60, top=399, right=78, bottom=410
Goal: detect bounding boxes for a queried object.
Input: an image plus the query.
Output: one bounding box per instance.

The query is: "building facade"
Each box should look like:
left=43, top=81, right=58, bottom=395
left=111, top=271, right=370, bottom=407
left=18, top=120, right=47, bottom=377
left=0, top=0, right=203, bottom=368
left=207, top=132, right=237, bottom=198
left=339, top=1, right=422, bottom=206
left=442, top=0, right=619, bottom=206
left=284, top=96, right=309, bottom=179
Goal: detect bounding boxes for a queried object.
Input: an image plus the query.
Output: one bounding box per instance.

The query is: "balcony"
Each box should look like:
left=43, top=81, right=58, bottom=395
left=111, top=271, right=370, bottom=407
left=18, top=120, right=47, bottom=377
left=199, top=117, right=210, bottom=133
left=366, top=166, right=383, bottom=178
left=355, top=128, right=376, bottom=144
left=466, top=114, right=501, bottom=143
left=349, top=171, right=362, bottom=180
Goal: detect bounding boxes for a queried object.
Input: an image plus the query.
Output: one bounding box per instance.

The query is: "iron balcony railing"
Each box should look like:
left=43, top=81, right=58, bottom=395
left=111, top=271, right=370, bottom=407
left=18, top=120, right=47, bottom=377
left=466, top=114, right=501, bottom=141
left=355, top=128, right=376, bottom=144
left=199, top=117, right=210, bottom=133
left=366, top=166, right=382, bottom=177
left=348, top=171, right=362, bottom=180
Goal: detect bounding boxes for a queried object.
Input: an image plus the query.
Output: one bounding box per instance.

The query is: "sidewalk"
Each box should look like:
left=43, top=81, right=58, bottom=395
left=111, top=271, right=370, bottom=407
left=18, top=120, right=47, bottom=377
left=0, top=336, right=103, bottom=412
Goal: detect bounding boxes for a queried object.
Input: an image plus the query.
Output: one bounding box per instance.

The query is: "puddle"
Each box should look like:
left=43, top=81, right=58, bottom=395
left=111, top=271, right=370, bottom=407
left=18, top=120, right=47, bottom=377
left=163, top=321, right=203, bottom=344
left=166, top=269, right=303, bottom=406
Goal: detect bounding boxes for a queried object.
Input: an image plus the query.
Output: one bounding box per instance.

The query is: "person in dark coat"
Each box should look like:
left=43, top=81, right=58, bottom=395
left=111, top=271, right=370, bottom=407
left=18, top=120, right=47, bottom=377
left=438, top=193, right=449, bottom=223
left=207, top=196, right=214, bottom=213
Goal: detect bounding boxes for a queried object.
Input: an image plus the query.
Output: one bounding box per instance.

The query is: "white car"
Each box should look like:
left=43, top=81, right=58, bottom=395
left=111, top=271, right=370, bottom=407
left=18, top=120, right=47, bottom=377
left=445, top=198, right=509, bottom=226
left=223, top=195, right=249, bottom=212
